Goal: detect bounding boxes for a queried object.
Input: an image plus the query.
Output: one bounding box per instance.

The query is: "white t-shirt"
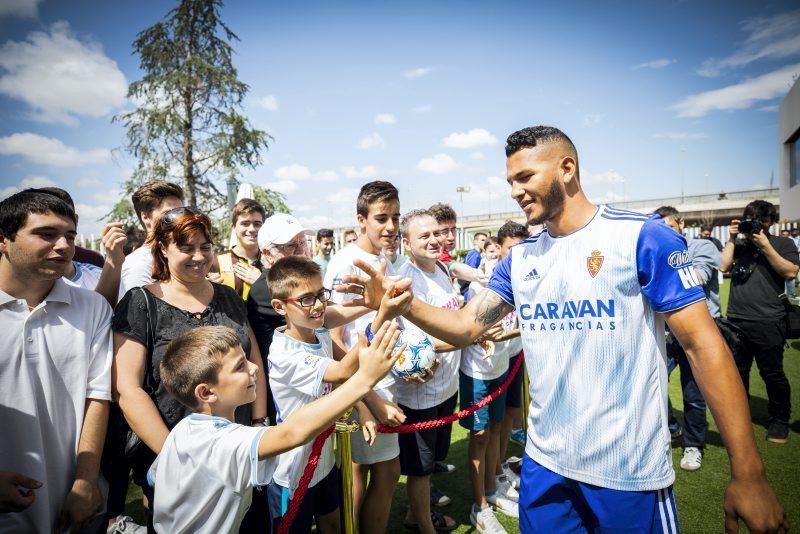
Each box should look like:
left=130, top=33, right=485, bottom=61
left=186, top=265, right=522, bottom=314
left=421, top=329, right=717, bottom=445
left=119, top=245, right=153, bottom=299
left=149, top=414, right=275, bottom=534
left=0, top=279, right=112, bottom=533
left=486, top=206, right=706, bottom=491
left=324, top=244, right=397, bottom=392
left=267, top=327, right=335, bottom=492
left=394, top=261, right=461, bottom=409
left=392, top=254, right=408, bottom=271
left=460, top=282, right=518, bottom=380
left=63, top=260, right=103, bottom=291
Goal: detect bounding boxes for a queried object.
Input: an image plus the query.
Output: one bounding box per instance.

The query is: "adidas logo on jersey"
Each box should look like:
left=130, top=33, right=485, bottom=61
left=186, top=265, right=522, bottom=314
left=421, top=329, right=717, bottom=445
left=523, top=268, right=540, bottom=281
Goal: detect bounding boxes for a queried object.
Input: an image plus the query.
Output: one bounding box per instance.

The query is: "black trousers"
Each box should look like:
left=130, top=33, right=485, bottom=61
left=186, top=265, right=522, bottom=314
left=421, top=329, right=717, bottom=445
left=728, top=317, right=791, bottom=423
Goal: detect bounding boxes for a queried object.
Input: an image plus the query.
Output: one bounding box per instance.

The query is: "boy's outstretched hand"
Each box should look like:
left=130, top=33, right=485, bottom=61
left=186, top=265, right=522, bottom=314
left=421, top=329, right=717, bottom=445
left=356, top=323, right=404, bottom=386
left=336, top=258, right=412, bottom=310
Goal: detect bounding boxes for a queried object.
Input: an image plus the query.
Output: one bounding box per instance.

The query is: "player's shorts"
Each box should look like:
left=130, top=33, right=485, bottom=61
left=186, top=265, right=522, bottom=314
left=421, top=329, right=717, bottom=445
left=351, top=386, right=399, bottom=465
left=519, top=455, right=680, bottom=533
left=267, top=465, right=340, bottom=533
left=505, top=350, right=524, bottom=409
left=398, top=394, right=458, bottom=477
left=458, top=370, right=507, bottom=431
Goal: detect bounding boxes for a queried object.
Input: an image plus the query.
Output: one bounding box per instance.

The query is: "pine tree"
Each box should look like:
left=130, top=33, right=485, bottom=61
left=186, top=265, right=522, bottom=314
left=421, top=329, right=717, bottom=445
left=114, top=0, right=272, bottom=213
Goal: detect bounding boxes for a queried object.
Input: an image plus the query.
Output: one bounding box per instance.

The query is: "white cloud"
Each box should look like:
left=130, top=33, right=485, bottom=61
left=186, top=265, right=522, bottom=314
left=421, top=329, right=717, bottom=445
left=341, top=165, right=379, bottom=179
left=759, top=104, right=780, bottom=112
left=358, top=132, right=385, bottom=149
left=404, top=67, right=432, bottom=78
left=672, top=63, right=800, bottom=117
left=0, top=21, right=128, bottom=125
left=442, top=128, right=498, bottom=149
left=274, top=164, right=311, bottom=181
left=77, top=177, right=102, bottom=188
left=652, top=132, right=709, bottom=140
left=256, top=95, right=278, bottom=111
left=313, top=170, right=339, bottom=182
left=416, top=154, right=459, bottom=175
left=267, top=180, right=298, bottom=195
left=583, top=113, right=605, bottom=127
left=698, top=9, right=800, bottom=77
left=470, top=152, right=485, bottom=160
left=0, top=175, right=57, bottom=199
left=633, top=58, right=676, bottom=70
left=412, top=105, right=432, bottom=113
left=0, top=0, right=41, bottom=18
left=581, top=169, right=627, bottom=186
left=374, top=113, right=396, bottom=125
left=0, top=133, right=111, bottom=166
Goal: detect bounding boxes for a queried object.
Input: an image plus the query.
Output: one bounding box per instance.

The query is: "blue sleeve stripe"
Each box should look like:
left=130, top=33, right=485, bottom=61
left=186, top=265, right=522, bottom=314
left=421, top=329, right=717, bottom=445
left=605, top=205, right=649, bottom=216
left=601, top=214, right=650, bottom=222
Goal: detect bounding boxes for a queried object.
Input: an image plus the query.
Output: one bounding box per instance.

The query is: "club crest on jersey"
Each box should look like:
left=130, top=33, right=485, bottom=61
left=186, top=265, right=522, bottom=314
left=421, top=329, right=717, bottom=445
left=587, top=250, right=604, bottom=278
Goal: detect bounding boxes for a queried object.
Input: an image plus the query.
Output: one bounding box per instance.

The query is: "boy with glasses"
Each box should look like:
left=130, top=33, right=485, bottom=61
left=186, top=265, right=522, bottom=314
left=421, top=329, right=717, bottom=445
left=265, top=256, right=405, bottom=532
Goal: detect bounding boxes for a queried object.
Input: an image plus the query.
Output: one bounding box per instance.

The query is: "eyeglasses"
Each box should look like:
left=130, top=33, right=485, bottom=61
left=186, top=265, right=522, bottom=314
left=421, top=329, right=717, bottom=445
left=281, top=288, right=332, bottom=308
left=160, top=206, right=203, bottom=226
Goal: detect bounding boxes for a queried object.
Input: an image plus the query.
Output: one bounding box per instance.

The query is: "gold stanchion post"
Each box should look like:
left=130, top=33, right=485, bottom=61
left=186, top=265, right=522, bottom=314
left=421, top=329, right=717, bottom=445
left=335, top=410, right=359, bottom=534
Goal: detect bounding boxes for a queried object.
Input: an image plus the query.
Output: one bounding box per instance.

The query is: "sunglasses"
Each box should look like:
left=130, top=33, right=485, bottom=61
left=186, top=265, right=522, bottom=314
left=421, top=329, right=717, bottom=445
left=281, top=288, right=332, bottom=308
left=160, top=206, right=203, bottom=226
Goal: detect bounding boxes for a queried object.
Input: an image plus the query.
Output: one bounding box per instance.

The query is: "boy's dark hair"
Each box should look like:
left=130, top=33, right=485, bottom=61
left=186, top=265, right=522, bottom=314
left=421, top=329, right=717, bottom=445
left=161, top=326, right=242, bottom=409
left=700, top=224, right=713, bottom=233
left=0, top=189, right=77, bottom=240
left=400, top=209, right=434, bottom=238
left=231, top=198, right=266, bottom=225
left=38, top=187, right=75, bottom=210
left=316, top=228, right=334, bottom=241
left=497, top=220, right=529, bottom=246
left=268, top=255, right=322, bottom=300
left=474, top=232, right=488, bottom=240
left=344, top=229, right=357, bottom=238
left=655, top=206, right=681, bottom=221
left=483, top=236, right=500, bottom=250
left=131, top=180, right=185, bottom=227
left=428, top=203, right=457, bottom=224
left=743, top=200, right=778, bottom=225
left=505, top=126, right=580, bottom=181
left=356, top=181, right=399, bottom=217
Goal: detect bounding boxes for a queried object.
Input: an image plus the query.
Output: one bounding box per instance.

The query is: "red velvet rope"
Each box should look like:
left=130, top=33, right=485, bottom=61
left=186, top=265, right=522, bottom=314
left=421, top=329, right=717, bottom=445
left=276, top=425, right=335, bottom=534
left=278, top=352, right=524, bottom=532
left=377, top=350, right=524, bottom=434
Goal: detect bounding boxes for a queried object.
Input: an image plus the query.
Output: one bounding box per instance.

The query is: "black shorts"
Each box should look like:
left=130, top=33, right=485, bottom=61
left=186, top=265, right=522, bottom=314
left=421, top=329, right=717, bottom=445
left=398, top=394, right=458, bottom=477
left=505, top=351, right=524, bottom=409
left=267, top=466, right=340, bottom=533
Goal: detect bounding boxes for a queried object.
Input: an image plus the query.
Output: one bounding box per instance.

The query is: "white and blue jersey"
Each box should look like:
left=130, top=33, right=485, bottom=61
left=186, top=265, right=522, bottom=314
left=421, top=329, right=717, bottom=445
left=486, top=205, right=705, bottom=491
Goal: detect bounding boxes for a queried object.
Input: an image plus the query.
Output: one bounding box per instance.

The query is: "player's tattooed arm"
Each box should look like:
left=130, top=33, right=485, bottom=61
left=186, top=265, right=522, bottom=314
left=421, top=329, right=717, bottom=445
left=470, top=290, right=513, bottom=327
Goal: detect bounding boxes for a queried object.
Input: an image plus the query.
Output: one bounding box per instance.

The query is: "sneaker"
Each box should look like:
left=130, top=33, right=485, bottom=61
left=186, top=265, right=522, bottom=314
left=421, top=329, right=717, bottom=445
left=471, top=505, right=507, bottom=534
left=767, top=420, right=789, bottom=444
left=434, top=461, right=456, bottom=474
left=496, top=474, right=519, bottom=502
left=501, top=462, right=520, bottom=490
left=430, top=485, right=452, bottom=507
left=509, top=428, right=526, bottom=447
left=107, top=515, right=147, bottom=534
left=486, top=490, right=519, bottom=518
left=679, top=447, right=702, bottom=471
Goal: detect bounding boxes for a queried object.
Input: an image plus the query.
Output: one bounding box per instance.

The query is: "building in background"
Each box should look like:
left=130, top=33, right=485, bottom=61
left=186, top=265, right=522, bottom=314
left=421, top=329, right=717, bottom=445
left=779, top=76, right=800, bottom=220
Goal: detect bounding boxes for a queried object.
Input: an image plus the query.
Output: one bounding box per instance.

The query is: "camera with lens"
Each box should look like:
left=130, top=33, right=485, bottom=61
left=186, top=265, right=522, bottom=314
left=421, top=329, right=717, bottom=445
left=737, top=219, right=763, bottom=235
left=732, top=262, right=756, bottom=282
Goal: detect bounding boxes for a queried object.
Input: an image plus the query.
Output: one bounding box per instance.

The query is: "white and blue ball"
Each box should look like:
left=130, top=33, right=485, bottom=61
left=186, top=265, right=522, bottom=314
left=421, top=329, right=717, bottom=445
left=391, top=329, right=436, bottom=380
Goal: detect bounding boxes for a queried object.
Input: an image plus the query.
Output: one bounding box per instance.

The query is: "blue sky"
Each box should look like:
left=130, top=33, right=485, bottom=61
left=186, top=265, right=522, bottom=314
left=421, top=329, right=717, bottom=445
left=1, top=0, right=798, bottom=237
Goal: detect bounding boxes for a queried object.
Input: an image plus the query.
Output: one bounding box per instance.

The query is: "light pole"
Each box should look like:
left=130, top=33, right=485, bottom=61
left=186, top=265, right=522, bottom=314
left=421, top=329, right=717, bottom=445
left=680, top=147, right=686, bottom=204
left=456, top=185, right=470, bottom=250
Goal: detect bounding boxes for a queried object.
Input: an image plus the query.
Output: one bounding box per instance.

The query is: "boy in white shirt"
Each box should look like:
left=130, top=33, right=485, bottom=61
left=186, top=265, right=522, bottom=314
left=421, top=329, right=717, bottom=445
left=149, top=317, right=404, bottom=534
left=266, top=256, right=399, bottom=533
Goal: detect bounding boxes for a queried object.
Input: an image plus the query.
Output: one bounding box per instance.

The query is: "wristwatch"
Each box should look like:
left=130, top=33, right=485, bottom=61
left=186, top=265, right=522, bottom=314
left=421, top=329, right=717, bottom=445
left=251, top=417, right=269, bottom=427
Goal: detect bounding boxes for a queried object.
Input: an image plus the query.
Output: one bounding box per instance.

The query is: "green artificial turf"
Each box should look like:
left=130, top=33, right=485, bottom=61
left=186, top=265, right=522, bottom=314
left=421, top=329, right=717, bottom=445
left=126, top=281, right=800, bottom=533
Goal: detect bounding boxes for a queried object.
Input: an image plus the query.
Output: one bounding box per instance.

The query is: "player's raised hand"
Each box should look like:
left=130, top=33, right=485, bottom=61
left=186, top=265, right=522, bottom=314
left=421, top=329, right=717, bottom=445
left=724, top=475, right=788, bottom=533
left=335, top=258, right=412, bottom=310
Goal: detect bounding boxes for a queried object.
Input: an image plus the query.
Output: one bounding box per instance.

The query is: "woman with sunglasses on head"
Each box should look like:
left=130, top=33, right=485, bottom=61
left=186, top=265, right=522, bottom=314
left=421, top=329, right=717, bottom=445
left=111, top=207, right=269, bottom=532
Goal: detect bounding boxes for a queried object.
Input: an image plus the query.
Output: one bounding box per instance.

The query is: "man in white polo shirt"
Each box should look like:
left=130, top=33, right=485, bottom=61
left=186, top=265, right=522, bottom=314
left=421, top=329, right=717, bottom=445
left=0, top=190, right=113, bottom=533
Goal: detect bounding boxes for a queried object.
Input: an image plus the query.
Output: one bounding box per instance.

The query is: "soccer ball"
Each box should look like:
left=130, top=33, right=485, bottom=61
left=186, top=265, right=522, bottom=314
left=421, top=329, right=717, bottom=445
left=391, top=329, right=436, bottom=380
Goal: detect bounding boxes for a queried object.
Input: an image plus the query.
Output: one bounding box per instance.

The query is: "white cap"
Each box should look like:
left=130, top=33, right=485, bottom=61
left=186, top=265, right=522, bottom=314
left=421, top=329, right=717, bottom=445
left=258, top=213, right=314, bottom=250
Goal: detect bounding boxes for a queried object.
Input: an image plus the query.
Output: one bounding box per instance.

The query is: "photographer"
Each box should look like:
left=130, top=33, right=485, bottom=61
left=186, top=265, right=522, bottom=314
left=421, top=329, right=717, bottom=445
left=721, top=200, right=798, bottom=443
